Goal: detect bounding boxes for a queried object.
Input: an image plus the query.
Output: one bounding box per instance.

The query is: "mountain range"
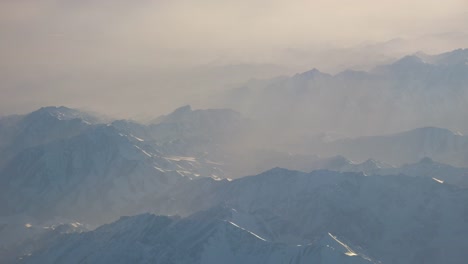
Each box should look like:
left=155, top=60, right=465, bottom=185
left=221, top=49, right=468, bottom=137
left=8, top=168, right=468, bottom=264
left=2, top=48, right=468, bottom=263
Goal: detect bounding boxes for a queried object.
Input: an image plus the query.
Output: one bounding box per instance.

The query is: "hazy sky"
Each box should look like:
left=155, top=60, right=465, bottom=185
left=1, top=0, right=467, bottom=117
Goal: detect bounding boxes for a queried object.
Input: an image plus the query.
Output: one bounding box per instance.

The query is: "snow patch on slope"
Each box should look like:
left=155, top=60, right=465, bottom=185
left=328, top=232, right=358, bottom=256
left=227, top=221, right=267, bottom=241
left=432, top=177, right=444, bottom=184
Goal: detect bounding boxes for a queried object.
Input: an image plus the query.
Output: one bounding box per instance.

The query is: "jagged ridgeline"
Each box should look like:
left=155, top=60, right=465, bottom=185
left=2, top=48, right=468, bottom=264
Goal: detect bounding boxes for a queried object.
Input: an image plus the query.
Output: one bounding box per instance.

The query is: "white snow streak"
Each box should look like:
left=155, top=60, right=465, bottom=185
left=134, top=145, right=152, bottom=157
left=165, top=156, right=197, bottom=162
left=227, top=221, right=267, bottom=241
left=328, top=232, right=357, bottom=256
left=130, top=134, right=145, bottom=142
left=432, top=177, right=444, bottom=184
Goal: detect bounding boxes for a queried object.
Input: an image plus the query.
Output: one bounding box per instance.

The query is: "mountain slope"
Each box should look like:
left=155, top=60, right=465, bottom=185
left=0, top=106, right=236, bottom=253
left=222, top=49, right=468, bottom=137
left=323, top=127, right=468, bottom=166
left=0, top=124, right=198, bottom=224
left=16, top=209, right=376, bottom=264
left=10, top=168, right=468, bottom=264
left=316, top=155, right=468, bottom=187
left=151, top=169, right=468, bottom=264
left=0, top=107, right=98, bottom=168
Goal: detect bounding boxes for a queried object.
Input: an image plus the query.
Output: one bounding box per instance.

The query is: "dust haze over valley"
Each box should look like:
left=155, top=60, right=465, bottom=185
left=2, top=1, right=468, bottom=264
left=1, top=0, right=468, bottom=118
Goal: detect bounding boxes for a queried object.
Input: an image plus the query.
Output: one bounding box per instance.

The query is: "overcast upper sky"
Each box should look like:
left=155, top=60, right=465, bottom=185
left=1, top=0, right=467, bottom=117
